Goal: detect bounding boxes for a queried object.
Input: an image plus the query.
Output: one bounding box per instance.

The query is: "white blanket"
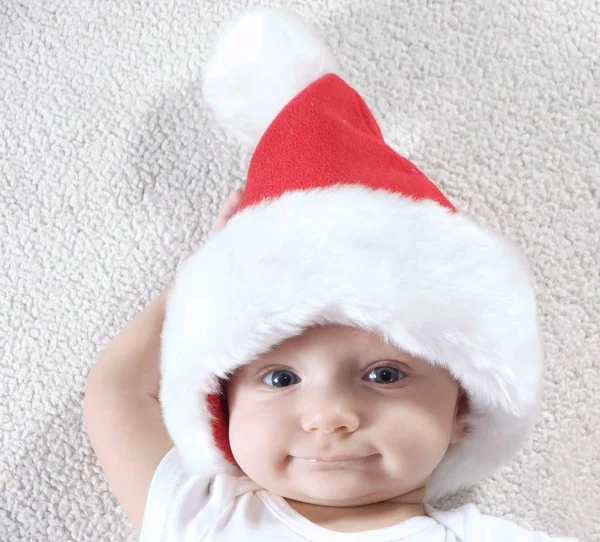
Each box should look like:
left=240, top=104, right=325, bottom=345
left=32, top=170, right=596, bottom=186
left=1, top=1, right=597, bottom=540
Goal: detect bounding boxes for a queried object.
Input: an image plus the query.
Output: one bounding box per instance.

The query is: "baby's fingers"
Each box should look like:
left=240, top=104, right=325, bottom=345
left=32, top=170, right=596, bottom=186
left=212, top=190, right=243, bottom=232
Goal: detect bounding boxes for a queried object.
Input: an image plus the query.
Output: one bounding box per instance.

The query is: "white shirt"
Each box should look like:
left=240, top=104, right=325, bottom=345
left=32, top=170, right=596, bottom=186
left=140, top=447, right=578, bottom=542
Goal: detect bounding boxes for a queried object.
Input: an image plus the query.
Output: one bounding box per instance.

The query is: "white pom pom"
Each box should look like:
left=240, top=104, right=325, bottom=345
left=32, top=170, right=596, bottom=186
left=202, top=8, right=338, bottom=146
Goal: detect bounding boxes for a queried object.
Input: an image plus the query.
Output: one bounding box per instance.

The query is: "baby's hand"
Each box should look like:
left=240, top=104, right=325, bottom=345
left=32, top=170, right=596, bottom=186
left=212, top=189, right=243, bottom=233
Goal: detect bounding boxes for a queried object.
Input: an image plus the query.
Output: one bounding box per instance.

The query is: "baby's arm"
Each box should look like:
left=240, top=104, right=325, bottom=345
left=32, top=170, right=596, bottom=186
left=82, top=189, right=243, bottom=534
left=83, top=287, right=174, bottom=534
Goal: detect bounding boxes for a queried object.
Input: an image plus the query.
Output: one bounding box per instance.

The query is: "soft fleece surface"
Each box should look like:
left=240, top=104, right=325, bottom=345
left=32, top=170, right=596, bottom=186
left=1, top=1, right=598, bottom=540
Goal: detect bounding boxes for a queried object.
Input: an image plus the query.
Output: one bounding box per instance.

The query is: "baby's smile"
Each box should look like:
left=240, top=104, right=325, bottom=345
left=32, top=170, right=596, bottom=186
left=294, top=454, right=380, bottom=471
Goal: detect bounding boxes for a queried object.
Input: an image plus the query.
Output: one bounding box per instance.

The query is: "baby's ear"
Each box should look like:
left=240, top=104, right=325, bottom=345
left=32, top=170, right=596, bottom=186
left=450, top=389, right=469, bottom=445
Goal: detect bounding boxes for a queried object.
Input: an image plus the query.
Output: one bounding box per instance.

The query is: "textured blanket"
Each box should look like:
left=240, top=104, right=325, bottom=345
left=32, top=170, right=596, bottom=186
left=1, top=1, right=598, bottom=540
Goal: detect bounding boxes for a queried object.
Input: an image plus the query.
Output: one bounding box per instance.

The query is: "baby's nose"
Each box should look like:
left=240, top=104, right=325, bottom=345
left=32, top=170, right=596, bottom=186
left=300, top=396, right=360, bottom=434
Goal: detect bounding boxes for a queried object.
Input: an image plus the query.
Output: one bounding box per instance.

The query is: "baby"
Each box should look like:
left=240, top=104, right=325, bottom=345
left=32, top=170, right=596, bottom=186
left=84, top=8, right=579, bottom=542
left=220, top=322, right=469, bottom=532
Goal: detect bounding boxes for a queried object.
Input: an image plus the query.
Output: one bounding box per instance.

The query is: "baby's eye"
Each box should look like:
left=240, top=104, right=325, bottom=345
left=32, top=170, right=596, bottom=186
left=262, top=369, right=300, bottom=388
left=365, top=366, right=404, bottom=384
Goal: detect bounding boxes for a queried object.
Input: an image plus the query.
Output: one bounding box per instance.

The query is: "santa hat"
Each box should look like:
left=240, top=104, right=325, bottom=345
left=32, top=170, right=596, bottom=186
left=159, top=8, right=543, bottom=502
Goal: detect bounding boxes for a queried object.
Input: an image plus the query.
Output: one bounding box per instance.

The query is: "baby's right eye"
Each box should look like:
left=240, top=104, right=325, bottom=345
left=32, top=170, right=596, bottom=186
left=262, top=369, right=300, bottom=388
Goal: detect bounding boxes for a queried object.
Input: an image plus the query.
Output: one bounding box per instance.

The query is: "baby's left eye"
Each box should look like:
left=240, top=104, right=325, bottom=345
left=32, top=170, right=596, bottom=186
left=262, top=369, right=300, bottom=388
left=365, top=366, right=404, bottom=384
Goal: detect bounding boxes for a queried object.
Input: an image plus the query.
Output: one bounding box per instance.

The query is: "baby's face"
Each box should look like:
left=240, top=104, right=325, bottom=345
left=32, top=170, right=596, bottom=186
left=225, top=324, right=466, bottom=507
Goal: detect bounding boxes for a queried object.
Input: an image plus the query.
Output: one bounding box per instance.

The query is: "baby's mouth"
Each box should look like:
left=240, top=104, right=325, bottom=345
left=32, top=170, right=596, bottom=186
left=296, top=454, right=378, bottom=470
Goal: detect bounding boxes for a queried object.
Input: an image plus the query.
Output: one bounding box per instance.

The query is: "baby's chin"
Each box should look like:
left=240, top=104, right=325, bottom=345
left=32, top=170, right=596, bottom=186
left=274, top=469, right=430, bottom=508
left=279, top=478, right=398, bottom=508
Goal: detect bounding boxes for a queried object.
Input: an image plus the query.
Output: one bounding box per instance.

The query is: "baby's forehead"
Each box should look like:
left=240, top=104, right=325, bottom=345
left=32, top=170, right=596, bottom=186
left=235, top=324, right=430, bottom=373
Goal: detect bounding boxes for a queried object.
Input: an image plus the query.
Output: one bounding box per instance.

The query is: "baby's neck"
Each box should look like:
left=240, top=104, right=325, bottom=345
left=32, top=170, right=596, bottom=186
left=284, top=489, right=427, bottom=533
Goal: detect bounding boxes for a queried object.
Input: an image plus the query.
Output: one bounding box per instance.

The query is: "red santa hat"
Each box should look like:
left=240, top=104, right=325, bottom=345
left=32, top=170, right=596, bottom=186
left=159, top=8, right=543, bottom=502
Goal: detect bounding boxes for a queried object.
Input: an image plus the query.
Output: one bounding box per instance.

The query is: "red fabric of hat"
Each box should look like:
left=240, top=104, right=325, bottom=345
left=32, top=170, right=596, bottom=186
left=238, top=73, right=456, bottom=215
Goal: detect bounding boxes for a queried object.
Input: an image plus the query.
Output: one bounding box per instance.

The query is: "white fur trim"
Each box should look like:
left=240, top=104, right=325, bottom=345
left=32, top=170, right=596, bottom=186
left=160, top=184, right=543, bottom=501
left=202, top=8, right=338, bottom=146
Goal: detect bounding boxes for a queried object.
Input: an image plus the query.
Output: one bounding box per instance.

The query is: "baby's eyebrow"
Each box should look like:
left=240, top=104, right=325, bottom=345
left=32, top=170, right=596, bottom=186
left=249, top=351, right=420, bottom=372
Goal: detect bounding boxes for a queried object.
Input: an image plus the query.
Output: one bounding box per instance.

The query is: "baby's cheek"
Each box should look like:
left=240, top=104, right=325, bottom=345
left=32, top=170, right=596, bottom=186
left=382, top=405, right=453, bottom=467
left=228, top=400, right=294, bottom=493
left=228, top=400, right=281, bottom=468
left=228, top=404, right=262, bottom=460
